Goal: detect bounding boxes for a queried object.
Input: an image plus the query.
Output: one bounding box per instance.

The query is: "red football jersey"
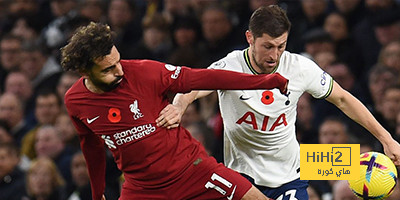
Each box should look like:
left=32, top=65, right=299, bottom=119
left=65, top=59, right=287, bottom=200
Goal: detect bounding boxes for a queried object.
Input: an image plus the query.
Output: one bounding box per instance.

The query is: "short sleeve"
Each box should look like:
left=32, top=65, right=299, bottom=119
left=302, top=58, right=333, bottom=99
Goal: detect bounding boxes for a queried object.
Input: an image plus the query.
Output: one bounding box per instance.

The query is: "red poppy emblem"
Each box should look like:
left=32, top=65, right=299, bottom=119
left=108, top=108, right=121, bottom=123
left=261, top=91, right=274, bottom=105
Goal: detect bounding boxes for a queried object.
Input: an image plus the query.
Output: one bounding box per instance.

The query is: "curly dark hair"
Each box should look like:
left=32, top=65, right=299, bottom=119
left=249, top=5, right=291, bottom=38
left=60, top=22, right=114, bottom=73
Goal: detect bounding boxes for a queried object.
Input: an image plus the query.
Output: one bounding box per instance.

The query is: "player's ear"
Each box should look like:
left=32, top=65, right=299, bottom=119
left=246, top=30, right=254, bottom=45
left=79, top=63, right=95, bottom=78
left=79, top=68, right=90, bottom=78
left=81, top=73, right=89, bottom=79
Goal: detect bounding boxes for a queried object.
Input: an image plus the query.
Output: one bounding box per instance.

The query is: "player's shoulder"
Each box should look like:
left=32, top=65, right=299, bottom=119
left=64, top=77, right=85, bottom=110
left=121, top=59, right=171, bottom=81
left=226, top=49, right=243, bottom=58
left=121, top=59, right=164, bottom=70
left=65, top=77, right=83, bottom=97
left=281, top=51, right=313, bottom=63
left=225, top=49, right=244, bottom=63
left=280, top=51, right=319, bottom=70
left=209, top=49, right=244, bottom=70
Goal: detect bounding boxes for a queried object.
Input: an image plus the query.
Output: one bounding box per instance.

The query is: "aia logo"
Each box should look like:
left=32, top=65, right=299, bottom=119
left=236, top=111, right=287, bottom=131
left=108, top=108, right=121, bottom=123
left=261, top=91, right=274, bottom=105
left=129, top=100, right=143, bottom=120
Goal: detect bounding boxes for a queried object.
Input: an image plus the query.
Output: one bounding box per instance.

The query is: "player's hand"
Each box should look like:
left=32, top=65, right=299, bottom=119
left=382, top=139, right=400, bottom=166
left=156, top=104, right=183, bottom=129
left=281, top=79, right=288, bottom=95
left=271, top=73, right=288, bottom=95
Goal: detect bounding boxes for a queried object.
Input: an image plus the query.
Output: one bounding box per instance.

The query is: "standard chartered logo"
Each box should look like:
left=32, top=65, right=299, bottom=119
left=101, top=135, right=117, bottom=149
left=113, top=124, right=156, bottom=146
left=101, top=124, right=156, bottom=149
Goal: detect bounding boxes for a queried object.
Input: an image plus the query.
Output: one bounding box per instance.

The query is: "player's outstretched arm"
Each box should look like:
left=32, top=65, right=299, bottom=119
left=156, top=90, right=212, bottom=129
left=181, top=68, right=288, bottom=94
left=326, top=81, right=400, bottom=166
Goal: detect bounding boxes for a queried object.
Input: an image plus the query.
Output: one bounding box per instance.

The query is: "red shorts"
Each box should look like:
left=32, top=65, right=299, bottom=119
left=120, top=155, right=252, bottom=200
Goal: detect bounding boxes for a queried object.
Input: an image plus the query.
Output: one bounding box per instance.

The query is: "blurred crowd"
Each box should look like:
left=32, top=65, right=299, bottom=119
left=0, top=0, right=400, bottom=200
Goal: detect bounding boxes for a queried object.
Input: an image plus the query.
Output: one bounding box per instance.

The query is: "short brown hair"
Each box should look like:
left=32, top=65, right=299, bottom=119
left=60, top=22, right=114, bottom=73
left=249, top=5, right=291, bottom=38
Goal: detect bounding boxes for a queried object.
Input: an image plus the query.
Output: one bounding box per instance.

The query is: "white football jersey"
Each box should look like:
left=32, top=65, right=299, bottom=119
left=208, top=49, right=333, bottom=187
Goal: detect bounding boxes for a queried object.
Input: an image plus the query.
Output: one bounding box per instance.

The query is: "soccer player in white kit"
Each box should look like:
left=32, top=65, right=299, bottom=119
left=157, top=5, right=400, bottom=200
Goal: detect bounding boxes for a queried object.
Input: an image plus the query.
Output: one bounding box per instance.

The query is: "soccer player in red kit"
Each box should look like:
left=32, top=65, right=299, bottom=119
left=61, top=22, right=288, bottom=200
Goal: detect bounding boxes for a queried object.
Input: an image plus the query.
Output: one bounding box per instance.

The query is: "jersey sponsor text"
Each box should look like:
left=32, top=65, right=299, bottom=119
left=114, top=124, right=156, bottom=145
left=236, top=111, right=287, bottom=131
left=101, top=124, right=157, bottom=148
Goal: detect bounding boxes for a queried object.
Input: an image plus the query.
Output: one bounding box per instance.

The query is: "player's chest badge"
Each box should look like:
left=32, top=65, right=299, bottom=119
left=130, top=100, right=144, bottom=120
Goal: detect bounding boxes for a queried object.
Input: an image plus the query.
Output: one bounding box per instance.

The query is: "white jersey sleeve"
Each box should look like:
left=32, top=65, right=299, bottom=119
left=294, top=55, right=333, bottom=99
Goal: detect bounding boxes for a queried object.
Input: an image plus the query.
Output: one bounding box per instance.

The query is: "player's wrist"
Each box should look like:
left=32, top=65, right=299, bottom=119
left=174, top=95, right=192, bottom=113
left=377, top=131, right=395, bottom=145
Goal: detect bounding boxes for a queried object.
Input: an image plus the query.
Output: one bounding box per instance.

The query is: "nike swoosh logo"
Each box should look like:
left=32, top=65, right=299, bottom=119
left=239, top=95, right=252, bottom=100
left=87, top=116, right=100, bottom=124
left=227, top=185, right=237, bottom=200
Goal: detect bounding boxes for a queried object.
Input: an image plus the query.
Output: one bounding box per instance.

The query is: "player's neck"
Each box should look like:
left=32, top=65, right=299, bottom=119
left=84, top=78, right=104, bottom=94
left=249, top=60, right=260, bottom=74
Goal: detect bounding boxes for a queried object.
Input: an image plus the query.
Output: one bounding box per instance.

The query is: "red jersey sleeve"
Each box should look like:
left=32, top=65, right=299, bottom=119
left=68, top=113, right=106, bottom=200
left=78, top=133, right=106, bottom=200
left=179, top=67, right=288, bottom=93
left=127, top=60, right=288, bottom=95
